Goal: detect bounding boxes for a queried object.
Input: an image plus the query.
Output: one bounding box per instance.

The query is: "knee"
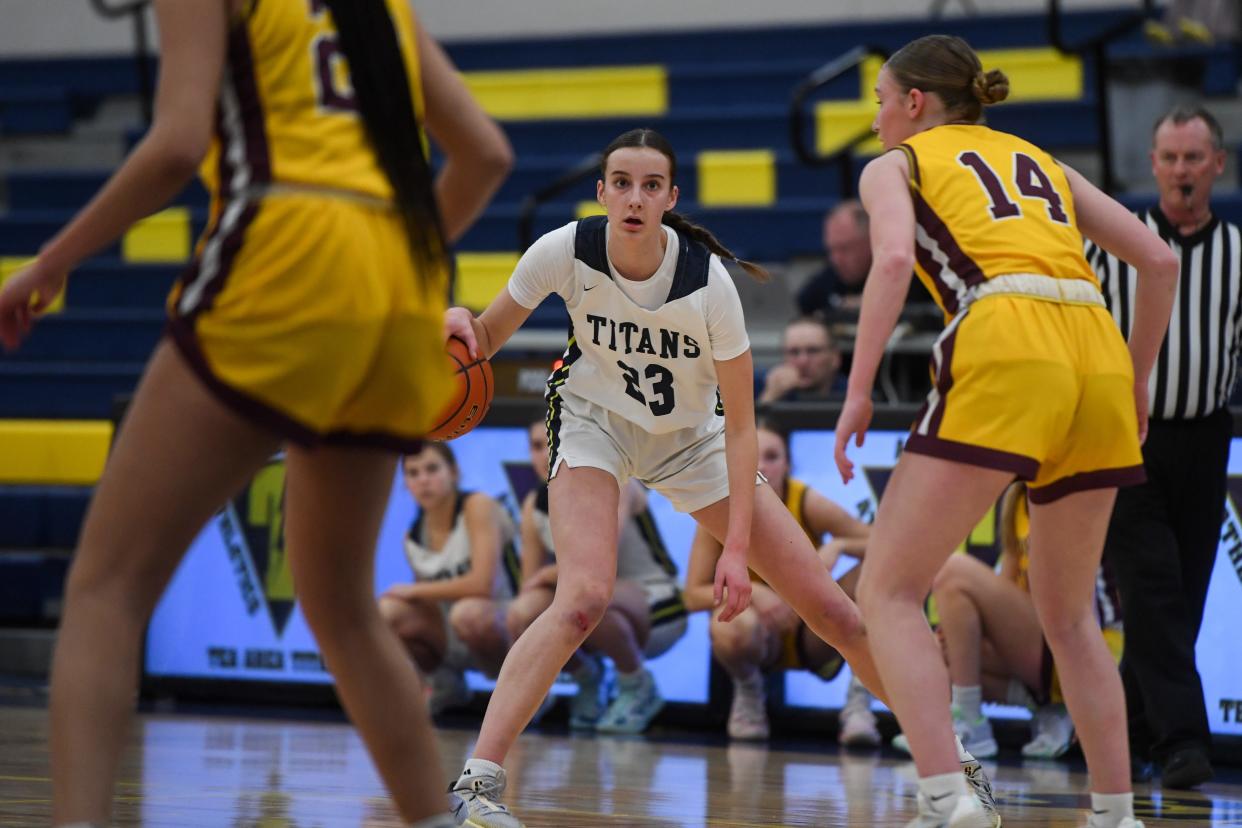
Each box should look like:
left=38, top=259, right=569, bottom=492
left=710, top=609, right=761, bottom=658
left=553, top=579, right=613, bottom=633
left=856, top=566, right=921, bottom=620
left=449, top=598, right=501, bottom=647
left=1039, top=609, right=1097, bottom=651
left=808, top=599, right=866, bottom=650
left=931, top=556, right=969, bottom=597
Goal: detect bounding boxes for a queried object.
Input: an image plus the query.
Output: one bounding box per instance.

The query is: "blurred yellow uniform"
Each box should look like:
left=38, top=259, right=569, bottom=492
left=166, top=0, right=452, bottom=449
left=1007, top=492, right=1125, bottom=703
left=896, top=125, right=1143, bottom=502
left=772, top=477, right=845, bottom=681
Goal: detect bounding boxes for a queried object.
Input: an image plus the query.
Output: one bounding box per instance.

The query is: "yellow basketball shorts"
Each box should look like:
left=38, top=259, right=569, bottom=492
left=166, top=192, right=452, bottom=451
left=904, top=294, right=1145, bottom=503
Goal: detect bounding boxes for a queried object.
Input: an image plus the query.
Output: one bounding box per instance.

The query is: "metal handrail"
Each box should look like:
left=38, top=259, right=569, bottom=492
left=788, top=45, right=889, bottom=199
left=88, top=0, right=155, bottom=124
left=1047, top=0, right=1157, bottom=193
left=88, top=0, right=150, bottom=18
left=517, top=153, right=601, bottom=252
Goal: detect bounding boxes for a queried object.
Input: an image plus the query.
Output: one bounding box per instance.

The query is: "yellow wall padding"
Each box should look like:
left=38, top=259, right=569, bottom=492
left=122, top=207, right=191, bottom=263
left=0, top=420, right=113, bottom=485
left=464, top=65, right=667, bottom=120
left=0, top=257, right=64, bottom=314
left=697, top=150, right=777, bottom=207
left=815, top=47, right=1081, bottom=158
left=576, top=201, right=606, bottom=219
left=456, top=252, right=520, bottom=311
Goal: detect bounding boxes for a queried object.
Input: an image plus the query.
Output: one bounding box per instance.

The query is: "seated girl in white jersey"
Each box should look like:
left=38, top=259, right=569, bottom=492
left=684, top=420, right=876, bottom=744
left=509, top=421, right=688, bottom=734
left=442, top=127, right=1000, bottom=828
left=378, top=443, right=519, bottom=715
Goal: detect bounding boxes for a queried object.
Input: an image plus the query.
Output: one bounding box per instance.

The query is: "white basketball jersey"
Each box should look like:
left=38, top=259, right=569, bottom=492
left=547, top=217, right=734, bottom=435
left=403, top=491, right=517, bottom=600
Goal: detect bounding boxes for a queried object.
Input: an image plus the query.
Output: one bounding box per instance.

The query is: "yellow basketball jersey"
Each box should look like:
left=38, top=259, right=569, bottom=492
left=897, top=125, right=1097, bottom=318
left=783, top=477, right=819, bottom=546
left=200, top=0, right=426, bottom=204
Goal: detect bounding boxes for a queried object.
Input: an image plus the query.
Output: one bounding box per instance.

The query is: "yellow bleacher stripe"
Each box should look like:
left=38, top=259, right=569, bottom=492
left=814, top=100, right=883, bottom=157
left=0, top=257, right=64, bottom=314
left=697, top=149, right=776, bottom=207
left=575, top=201, right=606, bottom=219
left=463, top=65, right=667, bottom=120
left=983, top=47, right=1082, bottom=101
left=456, top=252, right=520, bottom=311
left=122, top=207, right=191, bottom=264
left=0, top=420, right=113, bottom=485
left=818, top=47, right=1082, bottom=158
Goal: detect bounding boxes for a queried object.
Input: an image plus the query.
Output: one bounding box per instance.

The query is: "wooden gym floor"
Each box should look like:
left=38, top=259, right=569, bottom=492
left=0, top=704, right=1239, bottom=827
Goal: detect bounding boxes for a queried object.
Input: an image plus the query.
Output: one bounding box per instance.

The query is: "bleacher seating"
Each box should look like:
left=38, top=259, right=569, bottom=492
left=0, top=7, right=1238, bottom=593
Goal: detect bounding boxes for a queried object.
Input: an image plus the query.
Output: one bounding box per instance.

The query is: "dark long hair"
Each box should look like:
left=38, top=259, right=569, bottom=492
left=324, top=0, right=448, bottom=288
left=600, top=128, right=770, bottom=283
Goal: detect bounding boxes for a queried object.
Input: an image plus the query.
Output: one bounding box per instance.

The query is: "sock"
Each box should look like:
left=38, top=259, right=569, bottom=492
left=617, top=668, right=647, bottom=690
left=1006, top=678, right=1037, bottom=710
left=952, top=685, right=983, bottom=721
left=1090, top=791, right=1134, bottom=825
left=408, top=816, right=457, bottom=828
left=459, top=757, right=503, bottom=785
left=955, top=734, right=973, bottom=763
left=918, top=771, right=969, bottom=810
left=735, top=671, right=764, bottom=692
left=571, top=656, right=599, bottom=681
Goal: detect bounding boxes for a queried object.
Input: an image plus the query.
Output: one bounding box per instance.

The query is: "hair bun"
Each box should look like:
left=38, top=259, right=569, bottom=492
left=972, top=69, right=1010, bottom=105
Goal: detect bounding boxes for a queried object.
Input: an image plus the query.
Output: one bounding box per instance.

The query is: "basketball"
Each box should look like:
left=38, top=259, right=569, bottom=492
left=426, top=335, right=494, bottom=441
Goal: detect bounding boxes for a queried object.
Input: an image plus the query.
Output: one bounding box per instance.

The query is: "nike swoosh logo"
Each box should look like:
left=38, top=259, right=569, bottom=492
left=584, top=284, right=597, bottom=291
left=929, top=792, right=954, bottom=802
left=1092, top=810, right=1109, bottom=815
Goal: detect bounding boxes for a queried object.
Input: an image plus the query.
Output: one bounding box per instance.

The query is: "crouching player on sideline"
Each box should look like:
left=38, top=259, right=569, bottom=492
left=508, top=420, right=688, bottom=733
left=683, top=419, right=878, bottom=745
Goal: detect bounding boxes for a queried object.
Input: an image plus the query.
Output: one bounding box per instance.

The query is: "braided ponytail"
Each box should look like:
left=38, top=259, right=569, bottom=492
left=661, top=211, right=770, bottom=283
left=600, top=128, right=770, bottom=283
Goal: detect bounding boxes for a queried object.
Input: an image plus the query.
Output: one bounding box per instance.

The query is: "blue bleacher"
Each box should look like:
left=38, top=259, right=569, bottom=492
left=0, top=7, right=1238, bottom=642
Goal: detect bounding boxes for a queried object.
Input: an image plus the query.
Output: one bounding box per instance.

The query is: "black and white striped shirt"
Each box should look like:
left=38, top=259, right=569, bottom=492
left=1086, top=207, right=1242, bottom=421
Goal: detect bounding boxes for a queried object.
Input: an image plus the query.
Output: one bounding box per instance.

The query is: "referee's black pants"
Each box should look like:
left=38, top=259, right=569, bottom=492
left=1103, top=406, right=1232, bottom=763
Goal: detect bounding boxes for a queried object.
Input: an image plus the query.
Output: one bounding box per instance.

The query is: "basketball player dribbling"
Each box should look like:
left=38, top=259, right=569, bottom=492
left=442, top=127, right=1001, bottom=828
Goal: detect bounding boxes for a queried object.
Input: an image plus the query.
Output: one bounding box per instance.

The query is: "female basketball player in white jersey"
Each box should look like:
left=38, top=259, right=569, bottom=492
left=379, top=443, right=518, bottom=714
left=0, top=2, right=510, bottom=827
left=509, top=421, right=688, bottom=734
left=836, top=34, right=1178, bottom=828
left=442, top=128, right=998, bottom=828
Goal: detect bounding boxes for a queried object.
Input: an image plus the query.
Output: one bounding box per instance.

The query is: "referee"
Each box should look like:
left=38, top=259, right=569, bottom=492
left=1086, top=104, right=1241, bottom=790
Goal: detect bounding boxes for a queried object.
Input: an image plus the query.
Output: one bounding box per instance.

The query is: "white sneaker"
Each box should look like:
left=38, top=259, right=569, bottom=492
left=428, top=667, right=471, bottom=716
left=838, top=677, right=881, bottom=748
left=596, top=668, right=664, bottom=734
left=1086, top=817, right=1145, bottom=828
left=449, top=766, right=524, bottom=828
left=952, top=706, right=998, bottom=759
left=905, top=791, right=995, bottom=828
left=569, top=653, right=609, bottom=730
left=1022, top=704, right=1074, bottom=759
left=960, top=755, right=1002, bottom=827
left=727, top=675, right=769, bottom=741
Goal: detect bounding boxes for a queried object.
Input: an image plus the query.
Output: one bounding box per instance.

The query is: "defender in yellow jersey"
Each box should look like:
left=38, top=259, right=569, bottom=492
left=0, top=1, right=510, bottom=825
left=169, top=0, right=453, bottom=444
left=835, top=34, right=1178, bottom=828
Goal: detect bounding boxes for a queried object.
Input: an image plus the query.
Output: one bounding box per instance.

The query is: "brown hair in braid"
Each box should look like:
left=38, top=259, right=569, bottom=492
left=600, top=128, right=770, bottom=283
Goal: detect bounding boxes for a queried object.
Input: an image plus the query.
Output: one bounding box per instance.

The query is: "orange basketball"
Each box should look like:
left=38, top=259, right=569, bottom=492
left=426, top=335, right=494, bottom=441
